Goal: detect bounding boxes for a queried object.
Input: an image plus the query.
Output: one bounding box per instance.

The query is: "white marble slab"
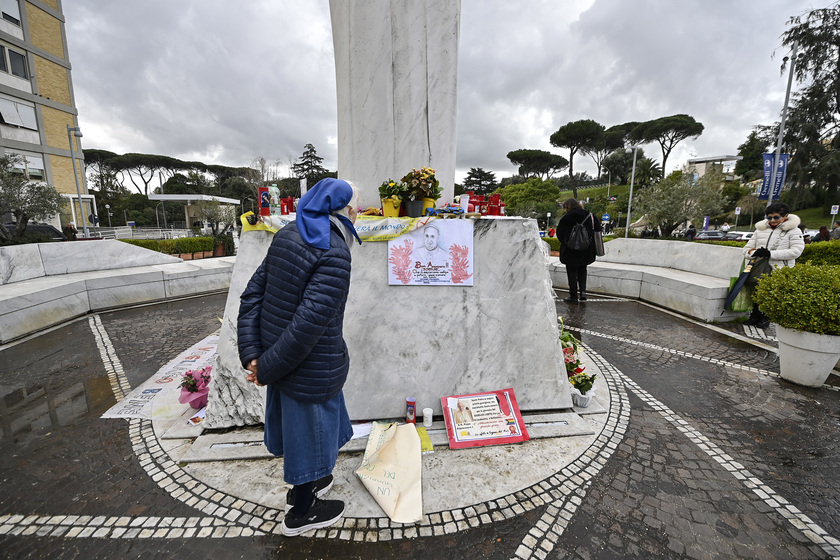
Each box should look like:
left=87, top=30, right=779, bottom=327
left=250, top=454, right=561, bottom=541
left=39, top=240, right=181, bottom=276
left=86, top=270, right=167, bottom=311
left=601, top=238, right=743, bottom=279
left=205, top=218, right=573, bottom=428
left=0, top=286, right=89, bottom=343
left=330, top=0, right=459, bottom=208
left=204, top=231, right=274, bottom=428
left=0, top=244, right=46, bottom=285
left=161, top=260, right=233, bottom=299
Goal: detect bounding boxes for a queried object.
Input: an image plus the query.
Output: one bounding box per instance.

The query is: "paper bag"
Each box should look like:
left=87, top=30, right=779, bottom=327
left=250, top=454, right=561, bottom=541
left=355, top=422, right=422, bottom=523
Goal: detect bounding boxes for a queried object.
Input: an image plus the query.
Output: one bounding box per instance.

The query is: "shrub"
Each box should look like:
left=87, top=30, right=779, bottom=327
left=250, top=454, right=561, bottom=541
left=695, top=240, right=747, bottom=248
left=542, top=237, right=560, bottom=251
left=216, top=233, right=236, bottom=256
left=120, top=239, right=160, bottom=252
left=798, top=241, right=840, bottom=266
left=175, top=237, right=200, bottom=254
left=158, top=239, right=175, bottom=254
left=753, top=264, right=840, bottom=335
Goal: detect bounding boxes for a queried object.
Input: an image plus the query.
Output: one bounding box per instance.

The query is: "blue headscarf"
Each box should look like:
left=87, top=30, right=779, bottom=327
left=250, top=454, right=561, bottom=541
left=296, top=178, right=361, bottom=249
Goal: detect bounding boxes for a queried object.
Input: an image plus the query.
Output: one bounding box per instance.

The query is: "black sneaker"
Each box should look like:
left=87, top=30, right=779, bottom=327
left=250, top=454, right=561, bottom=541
left=285, top=474, right=334, bottom=512
left=756, top=319, right=770, bottom=329
left=280, top=498, right=345, bottom=537
left=563, top=297, right=578, bottom=304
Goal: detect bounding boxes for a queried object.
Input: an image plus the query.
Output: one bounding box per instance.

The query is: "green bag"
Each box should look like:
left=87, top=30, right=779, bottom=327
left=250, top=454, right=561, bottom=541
left=727, top=278, right=753, bottom=312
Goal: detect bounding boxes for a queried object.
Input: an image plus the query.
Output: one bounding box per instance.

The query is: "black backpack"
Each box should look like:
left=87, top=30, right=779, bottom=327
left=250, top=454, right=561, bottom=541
left=566, top=213, right=592, bottom=251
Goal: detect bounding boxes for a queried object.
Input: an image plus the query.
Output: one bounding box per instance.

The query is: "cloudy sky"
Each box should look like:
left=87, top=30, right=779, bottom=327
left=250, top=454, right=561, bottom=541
left=63, top=0, right=815, bottom=186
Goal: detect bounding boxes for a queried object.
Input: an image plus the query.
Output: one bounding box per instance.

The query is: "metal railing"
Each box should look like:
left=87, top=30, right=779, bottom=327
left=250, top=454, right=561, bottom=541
left=90, top=227, right=193, bottom=240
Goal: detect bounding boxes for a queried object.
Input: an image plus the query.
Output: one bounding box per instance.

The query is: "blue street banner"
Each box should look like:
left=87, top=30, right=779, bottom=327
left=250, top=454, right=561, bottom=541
left=759, top=153, right=789, bottom=200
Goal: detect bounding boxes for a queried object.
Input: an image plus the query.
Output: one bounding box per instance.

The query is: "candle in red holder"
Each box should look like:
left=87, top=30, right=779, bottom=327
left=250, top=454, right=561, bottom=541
left=405, top=398, right=417, bottom=424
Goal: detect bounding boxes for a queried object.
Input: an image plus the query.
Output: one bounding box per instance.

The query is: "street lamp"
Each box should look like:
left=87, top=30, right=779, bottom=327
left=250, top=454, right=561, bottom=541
left=105, top=204, right=112, bottom=227
left=767, top=42, right=801, bottom=208
left=607, top=169, right=611, bottom=200
left=155, top=202, right=164, bottom=228
left=625, top=146, right=640, bottom=238
left=67, top=125, right=88, bottom=238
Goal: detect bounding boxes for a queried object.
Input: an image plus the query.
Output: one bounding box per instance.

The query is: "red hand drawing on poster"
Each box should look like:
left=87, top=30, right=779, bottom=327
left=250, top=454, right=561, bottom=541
left=388, top=239, right=414, bottom=284
left=449, top=244, right=473, bottom=284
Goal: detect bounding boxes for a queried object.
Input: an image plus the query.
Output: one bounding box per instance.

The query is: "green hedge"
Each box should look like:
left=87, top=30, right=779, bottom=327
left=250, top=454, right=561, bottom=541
left=753, top=264, right=840, bottom=335
left=120, top=236, right=215, bottom=254
left=695, top=240, right=747, bottom=248
left=798, top=241, right=840, bottom=266
left=121, top=239, right=161, bottom=251
left=541, top=237, right=561, bottom=251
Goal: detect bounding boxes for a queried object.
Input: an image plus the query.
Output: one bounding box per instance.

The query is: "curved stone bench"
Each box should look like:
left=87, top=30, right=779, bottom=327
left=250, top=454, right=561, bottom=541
left=548, top=238, right=746, bottom=322
left=0, top=241, right=234, bottom=344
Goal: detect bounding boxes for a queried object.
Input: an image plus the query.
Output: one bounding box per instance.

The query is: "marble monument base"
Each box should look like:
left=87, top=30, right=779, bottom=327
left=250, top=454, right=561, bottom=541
left=205, top=217, right=571, bottom=428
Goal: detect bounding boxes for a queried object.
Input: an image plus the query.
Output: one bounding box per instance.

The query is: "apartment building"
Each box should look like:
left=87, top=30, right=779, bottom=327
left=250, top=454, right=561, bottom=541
left=0, top=0, right=88, bottom=230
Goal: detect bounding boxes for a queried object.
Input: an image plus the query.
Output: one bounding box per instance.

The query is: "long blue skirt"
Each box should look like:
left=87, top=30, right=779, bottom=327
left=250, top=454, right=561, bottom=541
left=263, top=387, right=353, bottom=486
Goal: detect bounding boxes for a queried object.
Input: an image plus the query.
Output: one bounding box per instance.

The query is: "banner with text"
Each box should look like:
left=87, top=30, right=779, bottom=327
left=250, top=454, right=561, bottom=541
left=759, top=153, right=789, bottom=201
left=101, top=335, right=218, bottom=420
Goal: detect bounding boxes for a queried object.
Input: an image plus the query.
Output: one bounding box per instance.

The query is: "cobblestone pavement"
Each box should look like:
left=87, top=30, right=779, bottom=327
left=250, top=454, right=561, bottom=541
left=1, top=292, right=838, bottom=559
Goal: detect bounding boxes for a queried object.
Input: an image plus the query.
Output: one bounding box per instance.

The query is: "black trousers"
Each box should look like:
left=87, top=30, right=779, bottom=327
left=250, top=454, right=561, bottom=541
left=566, top=265, right=587, bottom=299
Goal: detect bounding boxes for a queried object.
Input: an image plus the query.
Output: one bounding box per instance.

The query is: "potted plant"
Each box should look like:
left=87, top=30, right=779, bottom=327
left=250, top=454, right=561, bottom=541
left=560, top=320, right=597, bottom=407
left=753, top=264, right=840, bottom=387
left=401, top=167, right=441, bottom=217
left=378, top=179, right=406, bottom=217
left=178, top=366, right=212, bottom=409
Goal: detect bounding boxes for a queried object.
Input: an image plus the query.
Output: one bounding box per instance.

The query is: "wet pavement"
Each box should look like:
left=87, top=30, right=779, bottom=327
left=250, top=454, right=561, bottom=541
left=1, top=292, right=839, bottom=559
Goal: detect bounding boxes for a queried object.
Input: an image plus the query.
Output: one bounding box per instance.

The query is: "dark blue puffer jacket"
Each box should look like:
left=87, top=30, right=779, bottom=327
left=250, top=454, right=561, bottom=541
left=237, top=222, right=351, bottom=402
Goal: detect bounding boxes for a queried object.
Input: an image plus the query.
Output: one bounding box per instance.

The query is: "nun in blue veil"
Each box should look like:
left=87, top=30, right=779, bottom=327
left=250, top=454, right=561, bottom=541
left=237, top=178, right=361, bottom=536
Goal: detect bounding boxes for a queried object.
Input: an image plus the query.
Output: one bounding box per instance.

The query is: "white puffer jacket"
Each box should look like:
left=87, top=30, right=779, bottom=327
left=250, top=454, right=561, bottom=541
left=743, top=213, right=805, bottom=269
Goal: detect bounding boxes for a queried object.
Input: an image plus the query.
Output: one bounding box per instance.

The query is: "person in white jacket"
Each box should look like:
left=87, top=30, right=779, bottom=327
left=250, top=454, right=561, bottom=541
left=742, top=202, right=805, bottom=328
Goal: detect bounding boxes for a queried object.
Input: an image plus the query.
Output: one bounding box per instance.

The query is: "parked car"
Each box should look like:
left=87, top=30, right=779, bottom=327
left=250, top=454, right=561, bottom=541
left=3, top=222, right=67, bottom=241
left=724, top=231, right=754, bottom=241
left=694, top=230, right=726, bottom=240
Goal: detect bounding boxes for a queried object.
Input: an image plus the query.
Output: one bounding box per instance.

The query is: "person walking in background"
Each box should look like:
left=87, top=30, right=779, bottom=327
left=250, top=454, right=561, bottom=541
left=742, top=202, right=804, bottom=329
left=685, top=224, right=696, bottom=241
left=721, top=222, right=731, bottom=233
left=557, top=198, right=602, bottom=304
left=237, top=178, right=361, bottom=537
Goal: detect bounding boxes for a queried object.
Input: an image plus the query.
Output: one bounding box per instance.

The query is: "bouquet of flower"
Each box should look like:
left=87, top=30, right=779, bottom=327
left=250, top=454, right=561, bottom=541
left=401, top=167, right=441, bottom=201
left=559, top=320, right=596, bottom=395
left=179, top=367, right=212, bottom=393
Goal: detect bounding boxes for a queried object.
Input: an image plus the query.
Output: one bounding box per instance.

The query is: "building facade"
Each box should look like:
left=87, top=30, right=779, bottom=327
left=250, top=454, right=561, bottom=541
left=0, top=0, right=88, bottom=230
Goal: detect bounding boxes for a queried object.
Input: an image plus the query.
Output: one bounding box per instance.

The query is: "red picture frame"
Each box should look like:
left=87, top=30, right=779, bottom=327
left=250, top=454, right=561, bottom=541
left=440, top=388, right=529, bottom=449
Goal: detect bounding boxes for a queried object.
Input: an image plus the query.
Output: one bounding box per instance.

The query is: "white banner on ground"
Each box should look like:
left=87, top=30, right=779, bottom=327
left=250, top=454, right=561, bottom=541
left=101, top=335, right=218, bottom=420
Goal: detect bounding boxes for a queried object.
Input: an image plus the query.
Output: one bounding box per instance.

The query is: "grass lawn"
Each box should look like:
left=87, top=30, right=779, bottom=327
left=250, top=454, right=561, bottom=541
left=795, top=206, right=837, bottom=229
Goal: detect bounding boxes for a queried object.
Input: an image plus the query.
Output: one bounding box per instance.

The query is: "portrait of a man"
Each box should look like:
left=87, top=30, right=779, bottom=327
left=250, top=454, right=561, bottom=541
left=412, top=224, right=449, bottom=267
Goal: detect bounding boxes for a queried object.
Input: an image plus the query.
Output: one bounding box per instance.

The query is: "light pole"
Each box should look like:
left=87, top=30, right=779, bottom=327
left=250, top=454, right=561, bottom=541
left=105, top=204, right=112, bottom=227
left=768, top=42, right=800, bottom=208
left=625, top=146, right=639, bottom=238
left=155, top=202, right=163, bottom=228
left=607, top=169, right=612, bottom=200
left=67, top=125, right=88, bottom=238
